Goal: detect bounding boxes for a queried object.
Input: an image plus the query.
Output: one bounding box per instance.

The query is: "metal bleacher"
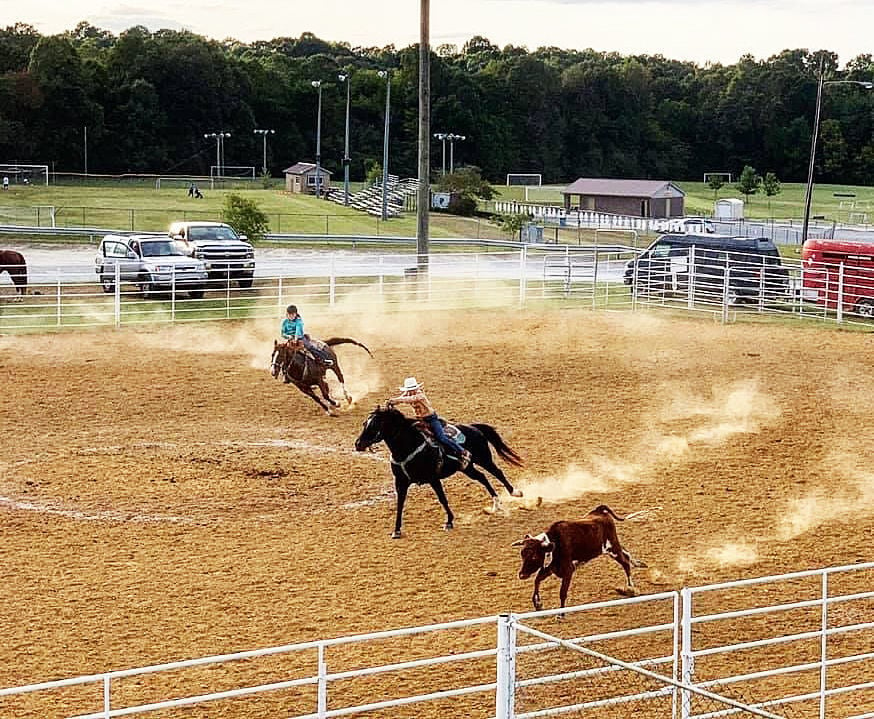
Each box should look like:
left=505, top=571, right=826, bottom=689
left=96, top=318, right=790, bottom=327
left=326, top=175, right=419, bottom=217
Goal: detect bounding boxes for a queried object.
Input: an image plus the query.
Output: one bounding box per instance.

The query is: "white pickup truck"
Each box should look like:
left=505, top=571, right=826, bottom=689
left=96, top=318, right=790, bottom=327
left=167, top=221, right=256, bottom=288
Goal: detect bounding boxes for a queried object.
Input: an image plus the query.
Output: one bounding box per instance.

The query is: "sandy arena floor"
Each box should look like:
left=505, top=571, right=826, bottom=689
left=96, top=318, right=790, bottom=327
left=0, top=307, right=872, bottom=717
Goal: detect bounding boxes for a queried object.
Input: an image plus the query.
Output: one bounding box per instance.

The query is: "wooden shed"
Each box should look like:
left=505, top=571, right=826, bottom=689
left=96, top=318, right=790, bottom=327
left=283, top=162, right=332, bottom=194
left=562, top=178, right=685, bottom=218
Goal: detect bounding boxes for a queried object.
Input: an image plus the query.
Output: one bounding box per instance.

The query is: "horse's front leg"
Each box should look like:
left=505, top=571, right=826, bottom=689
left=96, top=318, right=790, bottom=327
left=429, top=480, right=455, bottom=530
left=293, top=380, right=334, bottom=415
left=392, top=476, right=409, bottom=539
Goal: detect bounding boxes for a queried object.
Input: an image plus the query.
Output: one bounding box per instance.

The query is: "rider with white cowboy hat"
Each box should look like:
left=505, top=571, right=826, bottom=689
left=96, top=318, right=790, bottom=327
left=387, top=376, right=471, bottom=469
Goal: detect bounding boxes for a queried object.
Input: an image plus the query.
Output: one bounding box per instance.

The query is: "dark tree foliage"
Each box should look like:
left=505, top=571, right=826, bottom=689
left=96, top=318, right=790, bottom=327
left=2, top=25, right=872, bottom=185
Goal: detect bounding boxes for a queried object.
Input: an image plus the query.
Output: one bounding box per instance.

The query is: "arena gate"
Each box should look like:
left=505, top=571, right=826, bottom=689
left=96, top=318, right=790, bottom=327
left=0, top=563, right=871, bottom=718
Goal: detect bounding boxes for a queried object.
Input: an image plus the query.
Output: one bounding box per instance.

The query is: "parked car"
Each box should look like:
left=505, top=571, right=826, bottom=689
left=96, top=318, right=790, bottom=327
left=624, top=234, right=789, bottom=305
left=167, top=221, right=255, bottom=288
left=96, top=234, right=209, bottom=298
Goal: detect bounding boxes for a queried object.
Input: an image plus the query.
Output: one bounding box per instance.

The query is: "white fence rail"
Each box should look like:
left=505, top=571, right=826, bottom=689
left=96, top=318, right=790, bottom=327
left=1, top=564, right=871, bottom=718
left=1, top=247, right=873, bottom=333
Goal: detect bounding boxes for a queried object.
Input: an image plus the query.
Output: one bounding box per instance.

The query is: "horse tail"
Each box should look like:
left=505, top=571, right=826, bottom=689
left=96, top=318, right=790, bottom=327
left=471, top=423, right=524, bottom=467
left=324, top=337, right=373, bottom=357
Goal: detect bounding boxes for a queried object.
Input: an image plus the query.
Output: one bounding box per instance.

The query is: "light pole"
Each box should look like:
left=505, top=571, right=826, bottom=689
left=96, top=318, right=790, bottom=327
left=311, top=80, right=323, bottom=199
left=446, top=133, right=465, bottom=173
left=378, top=70, right=391, bottom=221
left=418, top=0, right=431, bottom=273
left=253, top=129, right=275, bottom=176
left=433, top=132, right=447, bottom=175
left=801, top=63, right=873, bottom=246
left=338, top=72, right=352, bottom=206
left=204, top=131, right=231, bottom=181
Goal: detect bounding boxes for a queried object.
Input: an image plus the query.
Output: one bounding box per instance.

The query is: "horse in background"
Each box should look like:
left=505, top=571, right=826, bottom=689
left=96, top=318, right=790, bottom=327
left=271, top=336, right=372, bottom=415
left=0, top=250, right=27, bottom=298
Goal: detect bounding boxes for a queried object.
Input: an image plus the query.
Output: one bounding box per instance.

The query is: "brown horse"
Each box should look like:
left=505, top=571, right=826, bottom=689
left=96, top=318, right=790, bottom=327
left=0, top=250, right=27, bottom=298
left=271, top=336, right=372, bottom=414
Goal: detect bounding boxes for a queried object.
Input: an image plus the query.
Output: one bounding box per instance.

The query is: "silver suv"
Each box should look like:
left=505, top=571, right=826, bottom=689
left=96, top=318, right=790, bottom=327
left=168, top=221, right=256, bottom=288
left=96, top=234, right=209, bottom=298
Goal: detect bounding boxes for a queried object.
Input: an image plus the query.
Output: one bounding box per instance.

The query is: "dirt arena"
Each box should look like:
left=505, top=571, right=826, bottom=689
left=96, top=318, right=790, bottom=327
left=1, top=307, right=872, bottom=717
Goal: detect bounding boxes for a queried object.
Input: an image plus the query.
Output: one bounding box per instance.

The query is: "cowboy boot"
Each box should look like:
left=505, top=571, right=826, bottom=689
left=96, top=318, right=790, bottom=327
left=458, top=450, right=472, bottom=470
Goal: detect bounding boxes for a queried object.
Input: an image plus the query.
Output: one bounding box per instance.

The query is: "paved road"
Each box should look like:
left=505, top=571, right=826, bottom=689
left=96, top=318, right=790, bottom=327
left=1, top=243, right=629, bottom=285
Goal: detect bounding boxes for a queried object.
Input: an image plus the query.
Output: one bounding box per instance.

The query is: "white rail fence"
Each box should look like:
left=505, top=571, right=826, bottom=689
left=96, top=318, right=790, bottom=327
left=1, top=248, right=873, bottom=332
left=1, top=564, right=871, bottom=718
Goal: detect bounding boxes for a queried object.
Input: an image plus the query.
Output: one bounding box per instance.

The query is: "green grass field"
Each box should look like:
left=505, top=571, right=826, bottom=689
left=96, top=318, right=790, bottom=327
left=0, top=178, right=871, bottom=248
left=0, top=184, right=512, bottom=241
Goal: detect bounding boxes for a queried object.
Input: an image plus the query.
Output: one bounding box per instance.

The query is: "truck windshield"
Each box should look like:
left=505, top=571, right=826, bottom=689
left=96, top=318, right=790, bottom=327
left=140, top=240, right=186, bottom=257
left=189, top=226, right=240, bottom=241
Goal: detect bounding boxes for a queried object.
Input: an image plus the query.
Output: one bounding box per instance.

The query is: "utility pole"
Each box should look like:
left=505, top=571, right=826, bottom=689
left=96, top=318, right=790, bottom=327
left=417, top=0, right=431, bottom=273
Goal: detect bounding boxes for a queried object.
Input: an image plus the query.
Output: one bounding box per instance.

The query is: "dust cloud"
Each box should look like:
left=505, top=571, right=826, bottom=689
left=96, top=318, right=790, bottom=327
left=776, top=455, right=874, bottom=541
left=515, top=379, right=780, bottom=508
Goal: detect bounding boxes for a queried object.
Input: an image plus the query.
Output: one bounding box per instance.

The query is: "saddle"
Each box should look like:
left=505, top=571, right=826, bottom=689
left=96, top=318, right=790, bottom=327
left=413, top=418, right=466, bottom=447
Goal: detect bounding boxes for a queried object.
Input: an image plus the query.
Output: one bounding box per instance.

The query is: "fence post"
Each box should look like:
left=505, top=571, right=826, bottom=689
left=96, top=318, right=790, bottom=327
left=688, top=247, right=696, bottom=310
left=592, top=248, right=599, bottom=308
left=170, top=266, right=176, bottom=323
left=496, top=614, right=516, bottom=719
left=114, top=262, right=121, bottom=328
left=329, top=255, right=336, bottom=306
left=317, top=643, right=328, bottom=719
left=721, top=267, right=730, bottom=324
left=56, top=274, right=62, bottom=327
left=680, top=587, right=694, bottom=719
left=103, top=675, right=111, bottom=719
left=518, top=246, right=527, bottom=307
left=130, top=209, right=135, bottom=231
left=819, top=571, right=829, bottom=719
left=836, top=264, right=844, bottom=323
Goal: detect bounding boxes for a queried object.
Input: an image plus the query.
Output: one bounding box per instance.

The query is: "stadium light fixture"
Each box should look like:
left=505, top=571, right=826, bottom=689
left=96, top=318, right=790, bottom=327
left=446, top=133, right=465, bottom=173
left=433, top=133, right=448, bottom=176
left=338, top=72, right=352, bottom=206
left=204, top=131, right=231, bottom=179
left=378, top=70, right=391, bottom=221
left=311, top=80, right=324, bottom=199
left=253, top=129, right=275, bottom=176
left=801, top=62, right=873, bottom=248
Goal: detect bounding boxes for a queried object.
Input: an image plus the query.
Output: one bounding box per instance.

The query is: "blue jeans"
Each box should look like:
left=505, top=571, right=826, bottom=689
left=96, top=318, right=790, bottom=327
left=425, top=414, right=465, bottom=456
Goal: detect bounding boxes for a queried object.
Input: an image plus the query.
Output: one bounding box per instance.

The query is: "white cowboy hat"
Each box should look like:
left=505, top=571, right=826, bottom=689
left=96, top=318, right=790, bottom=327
left=399, top=377, right=423, bottom=392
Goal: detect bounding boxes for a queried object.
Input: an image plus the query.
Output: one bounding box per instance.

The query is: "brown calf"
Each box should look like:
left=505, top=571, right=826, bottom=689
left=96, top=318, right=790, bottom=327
left=513, top=504, right=656, bottom=611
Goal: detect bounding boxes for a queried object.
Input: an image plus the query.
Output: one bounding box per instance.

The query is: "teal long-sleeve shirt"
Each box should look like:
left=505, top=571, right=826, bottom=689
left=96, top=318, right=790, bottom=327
left=281, top=316, right=304, bottom=339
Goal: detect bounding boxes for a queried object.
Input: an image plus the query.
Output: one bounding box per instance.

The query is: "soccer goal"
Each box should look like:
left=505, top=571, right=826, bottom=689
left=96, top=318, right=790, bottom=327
left=506, top=173, right=542, bottom=187
left=0, top=164, right=49, bottom=186
left=703, top=172, right=732, bottom=185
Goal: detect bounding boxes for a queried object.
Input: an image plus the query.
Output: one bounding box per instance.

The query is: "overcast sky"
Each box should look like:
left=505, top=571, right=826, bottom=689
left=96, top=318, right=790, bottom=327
left=4, top=0, right=872, bottom=66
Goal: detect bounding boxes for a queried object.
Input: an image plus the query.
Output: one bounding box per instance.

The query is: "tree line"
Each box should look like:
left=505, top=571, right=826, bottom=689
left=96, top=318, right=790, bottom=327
left=1, top=22, right=872, bottom=185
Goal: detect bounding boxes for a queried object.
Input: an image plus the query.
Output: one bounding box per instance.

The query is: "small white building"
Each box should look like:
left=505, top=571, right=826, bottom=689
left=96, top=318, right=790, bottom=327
left=715, top=198, right=744, bottom=220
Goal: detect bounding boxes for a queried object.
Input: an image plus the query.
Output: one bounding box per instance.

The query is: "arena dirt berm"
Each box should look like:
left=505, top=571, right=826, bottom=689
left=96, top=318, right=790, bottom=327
left=0, top=306, right=872, bottom=716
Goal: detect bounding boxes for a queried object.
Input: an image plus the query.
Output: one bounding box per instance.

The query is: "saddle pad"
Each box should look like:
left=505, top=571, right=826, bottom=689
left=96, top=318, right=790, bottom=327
left=412, top=420, right=466, bottom=445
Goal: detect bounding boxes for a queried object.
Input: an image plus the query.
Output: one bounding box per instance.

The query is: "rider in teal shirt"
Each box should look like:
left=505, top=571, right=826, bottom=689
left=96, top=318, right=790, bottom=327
left=281, top=305, right=333, bottom=366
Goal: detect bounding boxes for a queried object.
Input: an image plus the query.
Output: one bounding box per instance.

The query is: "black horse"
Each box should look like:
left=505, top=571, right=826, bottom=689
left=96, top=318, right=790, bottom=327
left=0, top=249, right=27, bottom=298
left=271, top=337, right=372, bottom=414
left=354, top=405, right=524, bottom=538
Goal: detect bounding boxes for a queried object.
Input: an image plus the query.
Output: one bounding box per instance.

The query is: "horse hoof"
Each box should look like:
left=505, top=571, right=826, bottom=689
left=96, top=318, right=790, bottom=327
left=443, top=522, right=454, bottom=531
left=391, top=531, right=402, bottom=539
left=511, top=489, right=523, bottom=498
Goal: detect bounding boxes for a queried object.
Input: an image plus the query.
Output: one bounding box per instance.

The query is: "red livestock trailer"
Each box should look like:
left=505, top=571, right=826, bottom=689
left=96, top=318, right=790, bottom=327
left=801, top=238, right=874, bottom=318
